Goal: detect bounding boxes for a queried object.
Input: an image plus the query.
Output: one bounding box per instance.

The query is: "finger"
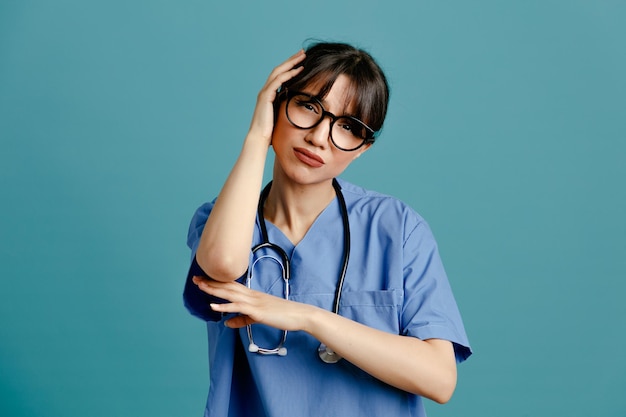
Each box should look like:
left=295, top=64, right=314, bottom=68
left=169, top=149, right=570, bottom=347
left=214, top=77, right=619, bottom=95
left=223, top=315, right=256, bottom=329
left=260, top=66, right=304, bottom=100
left=209, top=301, right=245, bottom=315
left=192, top=275, right=207, bottom=285
left=192, top=276, right=234, bottom=289
left=262, top=50, right=306, bottom=92
left=267, top=49, right=305, bottom=80
left=283, top=48, right=306, bottom=65
left=288, top=48, right=305, bottom=60
left=192, top=275, right=217, bottom=290
left=192, top=275, right=214, bottom=292
left=193, top=277, right=249, bottom=301
left=210, top=301, right=260, bottom=324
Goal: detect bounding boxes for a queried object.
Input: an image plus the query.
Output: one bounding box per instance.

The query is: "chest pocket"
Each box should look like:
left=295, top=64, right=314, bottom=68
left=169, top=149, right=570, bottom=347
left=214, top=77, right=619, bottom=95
left=290, top=289, right=402, bottom=335
left=337, top=289, right=402, bottom=335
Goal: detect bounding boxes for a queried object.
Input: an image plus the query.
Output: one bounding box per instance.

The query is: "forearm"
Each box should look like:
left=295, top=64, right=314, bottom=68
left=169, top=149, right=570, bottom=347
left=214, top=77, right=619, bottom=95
left=196, top=135, right=268, bottom=281
left=194, top=276, right=458, bottom=400
left=303, top=307, right=457, bottom=403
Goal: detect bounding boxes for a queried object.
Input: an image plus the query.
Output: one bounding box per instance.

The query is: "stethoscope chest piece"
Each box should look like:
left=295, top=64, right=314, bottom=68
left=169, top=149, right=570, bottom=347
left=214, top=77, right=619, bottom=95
left=318, top=343, right=342, bottom=364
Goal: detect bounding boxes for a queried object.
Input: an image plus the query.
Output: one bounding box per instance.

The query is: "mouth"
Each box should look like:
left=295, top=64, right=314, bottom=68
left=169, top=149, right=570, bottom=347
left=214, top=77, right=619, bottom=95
left=294, top=147, right=325, bottom=168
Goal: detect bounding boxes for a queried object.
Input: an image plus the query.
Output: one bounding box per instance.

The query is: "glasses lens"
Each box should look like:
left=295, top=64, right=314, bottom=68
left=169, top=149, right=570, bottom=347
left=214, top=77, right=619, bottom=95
left=287, top=94, right=323, bottom=129
left=331, top=117, right=370, bottom=151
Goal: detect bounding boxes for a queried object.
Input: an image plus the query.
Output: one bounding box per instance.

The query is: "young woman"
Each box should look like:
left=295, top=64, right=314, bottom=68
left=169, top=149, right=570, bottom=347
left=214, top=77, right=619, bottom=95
left=183, top=42, right=471, bottom=417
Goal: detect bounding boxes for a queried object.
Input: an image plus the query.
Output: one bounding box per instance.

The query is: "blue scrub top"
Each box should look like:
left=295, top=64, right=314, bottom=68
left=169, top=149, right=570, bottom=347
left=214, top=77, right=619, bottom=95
left=184, top=178, right=472, bottom=417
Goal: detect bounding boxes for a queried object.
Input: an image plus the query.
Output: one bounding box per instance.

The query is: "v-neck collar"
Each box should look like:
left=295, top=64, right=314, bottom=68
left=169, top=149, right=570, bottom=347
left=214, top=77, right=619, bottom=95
left=257, top=195, right=340, bottom=254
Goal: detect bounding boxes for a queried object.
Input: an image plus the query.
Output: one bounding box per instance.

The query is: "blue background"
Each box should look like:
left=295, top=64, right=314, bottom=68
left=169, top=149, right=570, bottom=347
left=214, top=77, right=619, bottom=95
left=1, top=1, right=625, bottom=416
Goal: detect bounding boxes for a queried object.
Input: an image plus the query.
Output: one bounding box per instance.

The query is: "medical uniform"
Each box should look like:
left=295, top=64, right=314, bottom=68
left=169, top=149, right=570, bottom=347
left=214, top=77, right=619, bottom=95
left=184, top=178, right=471, bottom=417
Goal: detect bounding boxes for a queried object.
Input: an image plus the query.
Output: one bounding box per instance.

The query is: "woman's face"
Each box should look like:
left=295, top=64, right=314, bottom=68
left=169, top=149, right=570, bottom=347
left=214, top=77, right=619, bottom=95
left=271, top=75, right=371, bottom=186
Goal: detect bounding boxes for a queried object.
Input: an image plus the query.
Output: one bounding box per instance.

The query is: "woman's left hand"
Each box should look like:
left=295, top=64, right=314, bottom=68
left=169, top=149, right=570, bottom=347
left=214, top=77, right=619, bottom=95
left=192, top=276, right=312, bottom=331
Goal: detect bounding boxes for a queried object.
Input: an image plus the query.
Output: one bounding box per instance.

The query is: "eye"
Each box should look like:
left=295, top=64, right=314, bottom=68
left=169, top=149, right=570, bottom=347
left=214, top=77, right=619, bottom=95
left=294, top=97, right=320, bottom=114
left=339, top=123, right=352, bottom=132
left=337, top=118, right=367, bottom=138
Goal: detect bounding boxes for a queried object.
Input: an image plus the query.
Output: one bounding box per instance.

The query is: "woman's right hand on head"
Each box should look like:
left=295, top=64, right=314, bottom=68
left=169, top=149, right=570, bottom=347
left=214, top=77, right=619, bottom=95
left=196, top=51, right=306, bottom=282
left=247, top=49, right=306, bottom=144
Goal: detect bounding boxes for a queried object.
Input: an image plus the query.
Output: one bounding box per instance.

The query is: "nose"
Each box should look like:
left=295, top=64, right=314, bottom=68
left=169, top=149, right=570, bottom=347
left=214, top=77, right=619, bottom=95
left=305, top=116, right=332, bottom=148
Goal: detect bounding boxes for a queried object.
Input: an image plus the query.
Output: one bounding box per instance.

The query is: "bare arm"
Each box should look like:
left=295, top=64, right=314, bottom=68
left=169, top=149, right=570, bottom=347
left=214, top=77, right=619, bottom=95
left=193, top=277, right=458, bottom=403
left=195, top=50, right=305, bottom=282
left=304, top=307, right=457, bottom=403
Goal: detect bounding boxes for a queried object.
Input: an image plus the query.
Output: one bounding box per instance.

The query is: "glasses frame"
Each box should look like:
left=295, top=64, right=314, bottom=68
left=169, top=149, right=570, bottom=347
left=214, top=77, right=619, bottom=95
left=282, top=89, right=377, bottom=152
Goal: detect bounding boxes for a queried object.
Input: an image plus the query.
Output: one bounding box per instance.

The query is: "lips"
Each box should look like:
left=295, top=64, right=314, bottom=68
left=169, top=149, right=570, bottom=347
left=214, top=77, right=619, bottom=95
left=294, top=147, right=324, bottom=168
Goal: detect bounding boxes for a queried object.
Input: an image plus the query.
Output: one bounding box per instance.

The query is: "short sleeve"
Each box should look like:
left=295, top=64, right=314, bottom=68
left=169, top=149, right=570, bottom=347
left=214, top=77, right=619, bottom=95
left=182, top=201, right=224, bottom=322
left=400, top=220, right=472, bottom=363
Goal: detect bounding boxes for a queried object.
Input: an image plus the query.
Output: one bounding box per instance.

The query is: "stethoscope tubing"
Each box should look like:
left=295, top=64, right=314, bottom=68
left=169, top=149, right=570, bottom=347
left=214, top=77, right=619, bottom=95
left=332, top=180, right=350, bottom=316
left=247, top=178, right=349, bottom=363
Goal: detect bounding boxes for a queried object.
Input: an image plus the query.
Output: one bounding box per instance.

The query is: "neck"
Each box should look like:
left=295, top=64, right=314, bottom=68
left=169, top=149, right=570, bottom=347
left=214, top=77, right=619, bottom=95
left=263, top=178, right=337, bottom=246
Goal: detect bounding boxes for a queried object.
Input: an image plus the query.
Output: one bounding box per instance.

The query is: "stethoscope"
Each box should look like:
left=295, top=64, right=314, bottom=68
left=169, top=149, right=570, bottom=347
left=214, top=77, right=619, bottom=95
left=246, top=178, right=350, bottom=364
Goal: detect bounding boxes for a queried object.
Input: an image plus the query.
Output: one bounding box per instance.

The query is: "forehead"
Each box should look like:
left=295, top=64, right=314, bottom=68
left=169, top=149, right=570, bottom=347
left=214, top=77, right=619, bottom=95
left=301, top=74, right=359, bottom=115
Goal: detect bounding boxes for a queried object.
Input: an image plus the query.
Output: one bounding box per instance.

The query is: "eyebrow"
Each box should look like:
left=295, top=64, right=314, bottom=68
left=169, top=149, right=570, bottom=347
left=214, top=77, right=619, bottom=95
left=307, top=93, right=358, bottom=119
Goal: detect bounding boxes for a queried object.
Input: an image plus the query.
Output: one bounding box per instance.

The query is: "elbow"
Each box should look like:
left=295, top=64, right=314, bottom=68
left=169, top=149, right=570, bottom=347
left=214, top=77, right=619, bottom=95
left=196, top=249, right=247, bottom=282
left=404, top=362, right=457, bottom=404
left=410, top=338, right=458, bottom=404
left=427, top=370, right=457, bottom=404
left=431, top=385, right=455, bottom=405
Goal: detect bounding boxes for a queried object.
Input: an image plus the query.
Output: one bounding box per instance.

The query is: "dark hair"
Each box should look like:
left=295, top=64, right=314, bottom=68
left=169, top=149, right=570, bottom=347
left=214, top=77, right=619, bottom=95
left=281, top=42, right=390, bottom=135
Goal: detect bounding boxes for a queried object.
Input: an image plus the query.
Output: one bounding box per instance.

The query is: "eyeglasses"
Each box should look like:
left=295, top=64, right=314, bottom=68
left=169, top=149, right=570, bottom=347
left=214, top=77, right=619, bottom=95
left=283, top=90, right=378, bottom=151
